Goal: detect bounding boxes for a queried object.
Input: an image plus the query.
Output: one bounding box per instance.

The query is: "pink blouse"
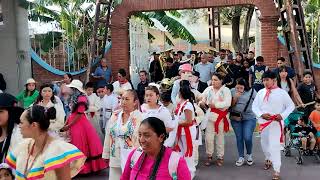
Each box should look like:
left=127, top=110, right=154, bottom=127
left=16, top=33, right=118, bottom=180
left=121, top=147, right=191, bottom=180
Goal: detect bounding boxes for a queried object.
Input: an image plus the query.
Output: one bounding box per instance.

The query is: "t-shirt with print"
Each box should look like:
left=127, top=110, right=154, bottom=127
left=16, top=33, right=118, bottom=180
left=298, top=83, right=317, bottom=104
left=250, top=65, right=268, bottom=91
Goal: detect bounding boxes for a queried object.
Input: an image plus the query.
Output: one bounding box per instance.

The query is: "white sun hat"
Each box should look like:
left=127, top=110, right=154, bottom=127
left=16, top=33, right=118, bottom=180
left=66, top=80, right=85, bottom=93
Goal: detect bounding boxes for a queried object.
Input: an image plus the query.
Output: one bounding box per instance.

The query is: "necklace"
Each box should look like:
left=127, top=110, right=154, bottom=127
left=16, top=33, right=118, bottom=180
left=24, top=134, right=49, bottom=177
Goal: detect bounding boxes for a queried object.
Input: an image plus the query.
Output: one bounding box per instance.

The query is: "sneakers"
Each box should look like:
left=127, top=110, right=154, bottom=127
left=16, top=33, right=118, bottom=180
left=235, top=157, right=245, bottom=166
left=246, top=154, right=254, bottom=166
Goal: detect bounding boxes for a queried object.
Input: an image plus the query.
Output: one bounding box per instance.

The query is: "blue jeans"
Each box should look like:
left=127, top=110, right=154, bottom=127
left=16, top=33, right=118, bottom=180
left=231, top=119, right=257, bottom=158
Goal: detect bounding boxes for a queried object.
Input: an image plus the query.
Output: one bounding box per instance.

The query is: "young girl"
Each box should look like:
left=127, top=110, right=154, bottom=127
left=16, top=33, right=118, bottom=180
left=173, top=80, right=197, bottom=178
left=141, top=86, right=175, bottom=147
left=0, top=163, right=14, bottom=180
left=61, top=80, right=106, bottom=174
left=35, top=84, right=65, bottom=137
left=277, top=66, right=303, bottom=106
left=0, top=93, right=24, bottom=163
left=201, top=73, right=232, bottom=167
left=16, top=78, right=39, bottom=109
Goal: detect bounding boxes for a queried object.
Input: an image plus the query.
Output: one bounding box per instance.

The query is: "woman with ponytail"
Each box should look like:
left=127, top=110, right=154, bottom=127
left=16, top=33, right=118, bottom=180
left=172, top=80, right=197, bottom=178
left=0, top=93, right=24, bottom=163
left=6, top=105, right=86, bottom=180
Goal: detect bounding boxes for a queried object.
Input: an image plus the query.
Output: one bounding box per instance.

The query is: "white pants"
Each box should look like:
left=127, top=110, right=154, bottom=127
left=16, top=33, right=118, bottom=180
left=260, top=121, right=282, bottom=172
left=205, top=120, right=225, bottom=158
left=178, top=135, right=196, bottom=179
left=109, top=167, right=121, bottom=180
left=193, top=144, right=199, bottom=166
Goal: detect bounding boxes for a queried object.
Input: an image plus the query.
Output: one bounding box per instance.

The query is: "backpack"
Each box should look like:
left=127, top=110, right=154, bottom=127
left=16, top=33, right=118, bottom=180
left=130, top=147, right=180, bottom=180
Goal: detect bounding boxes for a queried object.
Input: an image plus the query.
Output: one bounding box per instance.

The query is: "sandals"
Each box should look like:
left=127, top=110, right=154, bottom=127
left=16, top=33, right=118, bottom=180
left=205, top=156, right=213, bottom=166
left=216, top=158, right=224, bottom=167
left=272, top=173, right=281, bottom=180
left=264, top=160, right=272, bottom=170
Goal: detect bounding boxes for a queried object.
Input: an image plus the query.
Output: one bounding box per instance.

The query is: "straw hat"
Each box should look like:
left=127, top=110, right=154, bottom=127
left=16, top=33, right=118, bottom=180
left=66, top=80, right=85, bottom=93
left=25, top=78, right=36, bottom=85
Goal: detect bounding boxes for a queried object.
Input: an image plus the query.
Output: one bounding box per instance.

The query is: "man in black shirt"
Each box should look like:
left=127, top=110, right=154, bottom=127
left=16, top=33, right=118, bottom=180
left=164, top=57, right=179, bottom=79
left=149, top=53, right=164, bottom=83
left=136, top=70, right=149, bottom=105
left=247, top=51, right=255, bottom=67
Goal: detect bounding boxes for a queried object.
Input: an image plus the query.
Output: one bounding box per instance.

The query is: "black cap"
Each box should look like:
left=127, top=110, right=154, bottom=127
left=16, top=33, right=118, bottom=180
left=0, top=93, right=19, bottom=109
left=193, top=71, right=200, bottom=78
left=165, top=57, right=174, bottom=63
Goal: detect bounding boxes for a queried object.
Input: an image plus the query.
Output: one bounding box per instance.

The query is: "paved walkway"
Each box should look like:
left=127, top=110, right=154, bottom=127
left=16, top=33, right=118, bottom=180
left=75, top=134, right=320, bottom=180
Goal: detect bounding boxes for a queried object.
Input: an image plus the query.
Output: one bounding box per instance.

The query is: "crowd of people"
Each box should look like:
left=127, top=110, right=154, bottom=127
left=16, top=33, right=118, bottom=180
left=0, top=48, right=320, bottom=180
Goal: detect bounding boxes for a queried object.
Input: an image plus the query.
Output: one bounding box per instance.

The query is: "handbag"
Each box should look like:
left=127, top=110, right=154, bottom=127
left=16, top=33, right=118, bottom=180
left=230, top=89, right=254, bottom=121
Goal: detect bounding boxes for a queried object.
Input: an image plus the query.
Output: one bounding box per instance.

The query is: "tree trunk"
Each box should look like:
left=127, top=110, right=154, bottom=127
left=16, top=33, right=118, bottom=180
left=232, top=7, right=242, bottom=52
left=242, top=6, right=255, bottom=52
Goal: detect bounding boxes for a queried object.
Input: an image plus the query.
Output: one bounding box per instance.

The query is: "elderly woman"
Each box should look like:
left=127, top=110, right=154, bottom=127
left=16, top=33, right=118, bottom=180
left=0, top=93, right=24, bottom=163
left=103, top=90, right=142, bottom=180
left=6, top=105, right=86, bottom=180
left=121, top=117, right=191, bottom=180
left=229, top=78, right=257, bottom=166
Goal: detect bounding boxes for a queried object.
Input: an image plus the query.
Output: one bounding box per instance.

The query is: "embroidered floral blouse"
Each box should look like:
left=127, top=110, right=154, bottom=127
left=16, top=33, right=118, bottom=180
left=102, top=109, right=142, bottom=168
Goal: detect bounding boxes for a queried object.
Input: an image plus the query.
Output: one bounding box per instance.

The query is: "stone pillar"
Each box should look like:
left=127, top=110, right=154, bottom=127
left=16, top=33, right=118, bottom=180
left=15, top=1, right=32, bottom=91
left=0, top=0, right=19, bottom=94
left=260, top=16, right=279, bottom=68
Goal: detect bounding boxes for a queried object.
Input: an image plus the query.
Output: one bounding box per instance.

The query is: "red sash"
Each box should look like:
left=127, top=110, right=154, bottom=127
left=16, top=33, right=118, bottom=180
left=211, top=108, right=229, bottom=134
left=173, top=101, right=194, bottom=157
left=259, top=115, right=284, bottom=143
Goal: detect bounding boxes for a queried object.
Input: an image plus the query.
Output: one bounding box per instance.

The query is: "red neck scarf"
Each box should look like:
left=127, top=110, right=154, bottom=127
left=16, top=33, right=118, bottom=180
left=264, top=85, right=278, bottom=102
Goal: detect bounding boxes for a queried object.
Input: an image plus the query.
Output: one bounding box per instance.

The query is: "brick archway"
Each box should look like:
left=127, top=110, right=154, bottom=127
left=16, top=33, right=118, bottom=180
left=109, top=0, right=279, bottom=76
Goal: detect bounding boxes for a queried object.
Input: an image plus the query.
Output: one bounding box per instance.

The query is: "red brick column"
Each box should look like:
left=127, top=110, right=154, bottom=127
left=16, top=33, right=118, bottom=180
left=260, top=17, right=279, bottom=68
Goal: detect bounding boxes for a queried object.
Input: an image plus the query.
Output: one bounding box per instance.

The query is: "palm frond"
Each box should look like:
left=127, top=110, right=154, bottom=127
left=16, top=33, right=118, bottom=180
left=147, top=12, right=197, bottom=44
left=167, top=10, right=182, bottom=18
left=133, top=12, right=155, bottom=26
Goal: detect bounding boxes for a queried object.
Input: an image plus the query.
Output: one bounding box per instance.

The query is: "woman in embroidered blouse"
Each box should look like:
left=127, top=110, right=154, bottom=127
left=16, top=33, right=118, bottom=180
left=173, top=80, right=197, bottom=178
left=0, top=93, right=24, bottom=163
left=35, top=84, right=65, bottom=136
left=276, top=65, right=304, bottom=106
left=141, top=86, right=175, bottom=147
left=61, top=80, right=107, bottom=174
left=6, top=105, right=86, bottom=180
left=121, top=117, right=190, bottom=180
left=103, top=89, right=142, bottom=180
left=200, top=72, right=232, bottom=167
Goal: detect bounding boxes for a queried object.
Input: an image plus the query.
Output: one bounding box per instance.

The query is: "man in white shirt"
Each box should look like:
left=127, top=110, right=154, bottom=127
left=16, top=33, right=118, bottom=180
left=252, top=71, right=294, bottom=180
left=101, top=84, right=119, bottom=134
left=194, top=53, right=215, bottom=83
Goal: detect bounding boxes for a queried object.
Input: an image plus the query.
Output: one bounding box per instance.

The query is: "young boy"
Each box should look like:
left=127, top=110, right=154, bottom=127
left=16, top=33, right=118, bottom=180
left=85, top=82, right=102, bottom=138
left=298, top=71, right=319, bottom=117
left=252, top=71, right=295, bottom=180
left=249, top=56, right=269, bottom=92
left=293, top=116, right=317, bottom=155
left=309, top=99, right=320, bottom=149
left=101, top=84, right=118, bottom=134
